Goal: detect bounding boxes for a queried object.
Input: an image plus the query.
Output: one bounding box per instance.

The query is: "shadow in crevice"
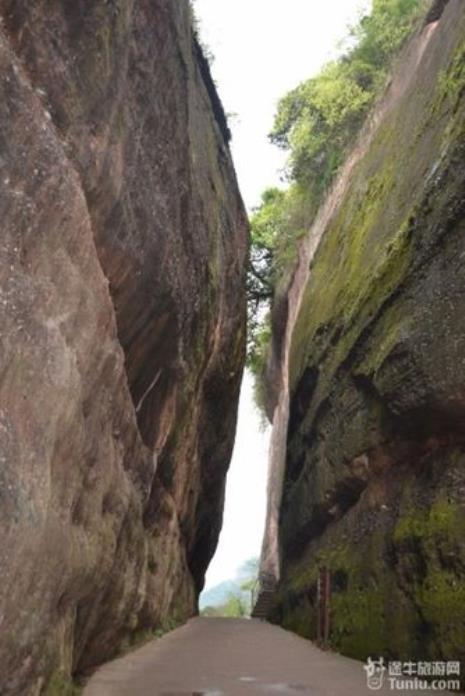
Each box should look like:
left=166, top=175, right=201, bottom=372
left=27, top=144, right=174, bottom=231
left=425, top=0, right=450, bottom=24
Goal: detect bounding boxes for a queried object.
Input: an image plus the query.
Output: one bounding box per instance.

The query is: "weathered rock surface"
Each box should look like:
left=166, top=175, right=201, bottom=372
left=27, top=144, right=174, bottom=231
left=267, top=0, right=465, bottom=663
left=0, top=1, right=247, bottom=692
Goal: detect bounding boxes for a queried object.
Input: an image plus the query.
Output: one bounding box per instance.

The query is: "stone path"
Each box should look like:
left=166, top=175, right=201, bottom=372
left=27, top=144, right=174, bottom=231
left=83, top=617, right=447, bottom=695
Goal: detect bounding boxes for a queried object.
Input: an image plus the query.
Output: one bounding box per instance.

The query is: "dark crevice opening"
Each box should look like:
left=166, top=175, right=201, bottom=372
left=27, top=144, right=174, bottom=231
left=425, top=0, right=451, bottom=24
left=193, top=35, right=232, bottom=144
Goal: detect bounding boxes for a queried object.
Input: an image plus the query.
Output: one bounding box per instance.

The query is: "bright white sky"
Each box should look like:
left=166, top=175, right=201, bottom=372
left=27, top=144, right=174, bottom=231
left=194, top=0, right=371, bottom=211
left=204, top=372, right=269, bottom=590
left=198, top=0, right=371, bottom=592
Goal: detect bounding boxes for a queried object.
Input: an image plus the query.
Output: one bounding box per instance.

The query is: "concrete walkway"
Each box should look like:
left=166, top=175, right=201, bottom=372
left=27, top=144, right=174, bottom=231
left=83, top=617, right=446, bottom=695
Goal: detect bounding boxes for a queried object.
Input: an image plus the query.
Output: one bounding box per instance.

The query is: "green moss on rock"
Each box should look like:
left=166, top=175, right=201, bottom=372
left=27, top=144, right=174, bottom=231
left=44, top=671, right=82, bottom=696
left=276, top=3, right=465, bottom=666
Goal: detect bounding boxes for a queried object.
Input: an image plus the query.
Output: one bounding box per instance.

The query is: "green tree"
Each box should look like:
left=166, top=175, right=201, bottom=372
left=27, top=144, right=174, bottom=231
left=270, top=0, right=426, bottom=188
left=200, top=558, right=259, bottom=618
left=223, top=592, right=249, bottom=617
left=247, top=0, right=428, bottom=406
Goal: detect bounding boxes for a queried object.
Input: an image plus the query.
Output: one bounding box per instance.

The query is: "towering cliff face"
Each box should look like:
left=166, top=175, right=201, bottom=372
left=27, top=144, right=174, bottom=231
left=0, top=1, right=247, bottom=692
left=266, top=0, right=465, bottom=662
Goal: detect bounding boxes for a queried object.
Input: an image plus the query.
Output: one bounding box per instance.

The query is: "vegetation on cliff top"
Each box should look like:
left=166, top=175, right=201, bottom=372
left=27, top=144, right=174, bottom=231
left=247, top=0, right=430, bottom=406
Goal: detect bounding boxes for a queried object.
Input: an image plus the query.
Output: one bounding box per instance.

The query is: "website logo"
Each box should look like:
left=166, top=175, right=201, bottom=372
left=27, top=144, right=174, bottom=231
left=364, top=656, right=387, bottom=690
left=363, top=658, right=461, bottom=691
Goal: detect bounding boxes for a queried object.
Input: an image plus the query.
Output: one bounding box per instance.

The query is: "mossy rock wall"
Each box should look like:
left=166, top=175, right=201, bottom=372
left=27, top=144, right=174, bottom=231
left=276, top=0, right=465, bottom=663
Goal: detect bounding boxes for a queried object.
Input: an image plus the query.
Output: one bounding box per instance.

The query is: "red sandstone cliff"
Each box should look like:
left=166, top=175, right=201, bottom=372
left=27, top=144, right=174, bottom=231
left=0, top=1, right=248, bottom=692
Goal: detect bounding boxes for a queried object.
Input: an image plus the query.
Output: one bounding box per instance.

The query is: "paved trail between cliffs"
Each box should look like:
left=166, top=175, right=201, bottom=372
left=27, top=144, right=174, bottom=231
left=83, top=617, right=422, bottom=696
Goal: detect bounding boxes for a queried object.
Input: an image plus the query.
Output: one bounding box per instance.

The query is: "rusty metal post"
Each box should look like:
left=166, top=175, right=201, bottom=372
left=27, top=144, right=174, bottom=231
left=316, top=566, right=331, bottom=647
left=316, top=571, right=322, bottom=643
left=323, top=566, right=331, bottom=646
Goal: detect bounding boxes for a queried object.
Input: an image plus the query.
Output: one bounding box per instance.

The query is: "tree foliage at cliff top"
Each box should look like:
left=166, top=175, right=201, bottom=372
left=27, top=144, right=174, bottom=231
left=247, top=0, right=429, bottom=396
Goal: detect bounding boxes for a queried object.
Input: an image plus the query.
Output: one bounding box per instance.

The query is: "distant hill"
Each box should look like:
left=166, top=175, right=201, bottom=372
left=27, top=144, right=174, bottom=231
left=199, top=557, right=258, bottom=610
left=199, top=580, right=246, bottom=610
